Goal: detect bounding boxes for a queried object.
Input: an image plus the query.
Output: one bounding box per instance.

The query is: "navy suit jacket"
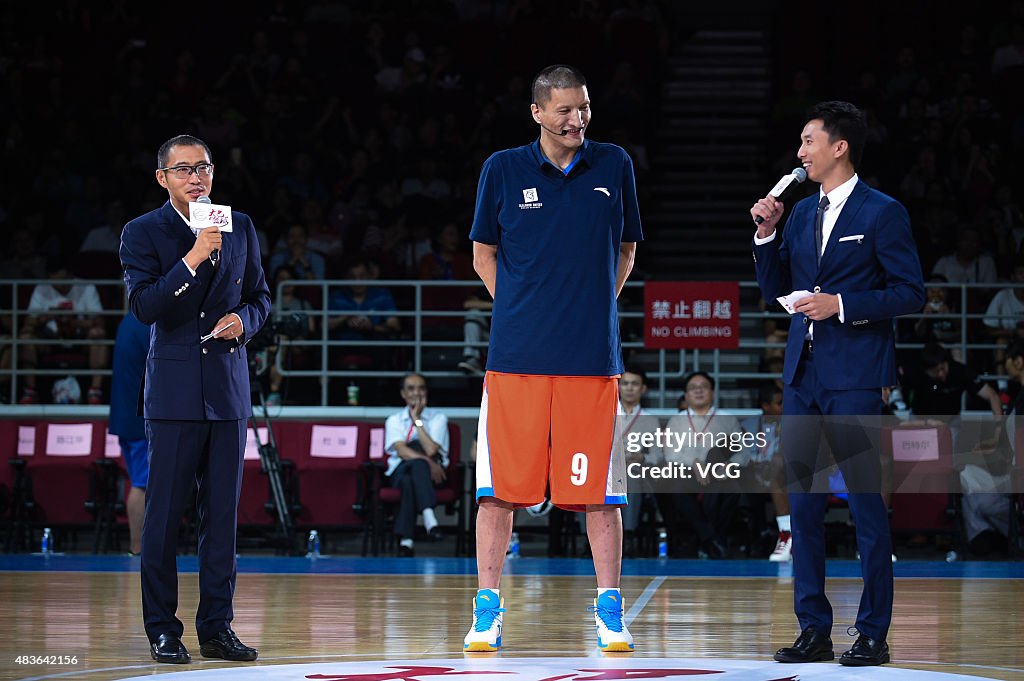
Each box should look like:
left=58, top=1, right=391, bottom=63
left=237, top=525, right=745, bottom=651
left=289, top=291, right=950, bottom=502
left=120, top=201, right=271, bottom=421
left=754, top=180, right=925, bottom=391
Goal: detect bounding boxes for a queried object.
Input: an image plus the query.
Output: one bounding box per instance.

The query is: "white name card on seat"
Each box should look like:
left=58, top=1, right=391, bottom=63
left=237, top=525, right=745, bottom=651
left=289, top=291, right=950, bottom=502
left=370, top=427, right=385, bottom=459
left=244, top=427, right=269, bottom=461
left=892, top=428, right=939, bottom=462
left=104, top=429, right=120, bottom=458
left=310, top=425, right=358, bottom=458
left=18, top=426, right=35, bottom=456
left=46, top=423, right=93, bottom=456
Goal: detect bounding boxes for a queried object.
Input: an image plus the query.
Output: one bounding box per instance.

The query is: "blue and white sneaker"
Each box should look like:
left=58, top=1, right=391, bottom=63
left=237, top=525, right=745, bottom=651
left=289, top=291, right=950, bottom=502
left=592, top=590, right=634, bottom=652
left=464, top=589, right=505, bottom=652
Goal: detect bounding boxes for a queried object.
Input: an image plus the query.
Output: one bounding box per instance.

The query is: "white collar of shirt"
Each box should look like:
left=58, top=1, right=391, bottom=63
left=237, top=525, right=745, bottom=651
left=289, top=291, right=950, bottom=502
left=806, top=173, right=858, bottom=335
left=172, top=204, right=200, bottom=237
left=818, top=173, right=858, bottom=255
left=173, top=204, right=202, bottom=276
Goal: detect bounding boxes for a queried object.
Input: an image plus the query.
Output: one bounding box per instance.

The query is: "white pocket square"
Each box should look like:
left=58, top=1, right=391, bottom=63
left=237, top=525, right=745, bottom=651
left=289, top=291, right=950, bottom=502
left=838, top=234, right=865, bottom=243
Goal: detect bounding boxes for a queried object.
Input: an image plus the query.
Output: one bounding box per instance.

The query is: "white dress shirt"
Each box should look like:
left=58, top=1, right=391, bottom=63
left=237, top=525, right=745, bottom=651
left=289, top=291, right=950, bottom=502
left=754, top=173, right=860, bottom=329
left=383, top=407, right=450, bottom=476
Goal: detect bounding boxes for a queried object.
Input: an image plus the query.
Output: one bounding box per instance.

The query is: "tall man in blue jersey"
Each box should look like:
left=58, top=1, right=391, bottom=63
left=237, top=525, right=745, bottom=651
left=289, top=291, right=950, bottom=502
left=751, top=102, right=924, bottom=666
left=464, top=65, right=643, bottom=653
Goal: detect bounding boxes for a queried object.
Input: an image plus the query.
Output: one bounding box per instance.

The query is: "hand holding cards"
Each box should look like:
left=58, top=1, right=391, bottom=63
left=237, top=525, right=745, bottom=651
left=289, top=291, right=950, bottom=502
left=776, top=290, right=813, bottom=314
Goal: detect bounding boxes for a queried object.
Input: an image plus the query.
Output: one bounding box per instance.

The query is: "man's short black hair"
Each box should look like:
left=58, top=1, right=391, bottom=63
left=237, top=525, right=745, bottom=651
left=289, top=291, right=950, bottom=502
left=622, top=367, right=648, bottom=384
left=920, top=342, right=951, bottom=370
left=805, top=100, right=867, bottom=169
left=531, top=64, right=587, bottom=106
left=157, top=134, right=212, bottom=169
left=683, top=371, right=715, bottom=391
left=400, top=372, right=427, bottom=389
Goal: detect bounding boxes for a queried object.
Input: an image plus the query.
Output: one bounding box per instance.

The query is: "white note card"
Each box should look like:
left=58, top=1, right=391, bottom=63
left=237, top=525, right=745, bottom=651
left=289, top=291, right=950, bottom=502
left=776, top=290, right=813, bottom=315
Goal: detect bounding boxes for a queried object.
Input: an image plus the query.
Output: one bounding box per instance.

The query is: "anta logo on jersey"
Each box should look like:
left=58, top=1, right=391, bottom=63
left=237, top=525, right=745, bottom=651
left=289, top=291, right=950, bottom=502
left=520, top=187, right=543, bottom=210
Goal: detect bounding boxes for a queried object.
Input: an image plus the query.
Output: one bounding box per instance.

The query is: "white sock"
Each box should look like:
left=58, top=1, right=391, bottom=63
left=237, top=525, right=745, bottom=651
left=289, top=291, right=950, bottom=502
left=597, top=587, right=621, bottom=599
left=422, top=508, right=438, bottom=532
left=777, top=514, right=791, bottom=533
left=400, top=538, right=414, bottom=548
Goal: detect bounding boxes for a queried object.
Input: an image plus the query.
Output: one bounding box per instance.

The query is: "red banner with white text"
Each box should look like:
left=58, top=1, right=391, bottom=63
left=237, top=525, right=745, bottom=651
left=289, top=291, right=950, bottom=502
left=643, top=281, right=740, bottom=349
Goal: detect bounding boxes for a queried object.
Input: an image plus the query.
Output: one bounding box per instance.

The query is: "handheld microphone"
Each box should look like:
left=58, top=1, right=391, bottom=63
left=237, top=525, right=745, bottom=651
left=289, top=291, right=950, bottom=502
left=753, top=167, right=808, bottom=225
left=196, top=195, right=218, bottom=263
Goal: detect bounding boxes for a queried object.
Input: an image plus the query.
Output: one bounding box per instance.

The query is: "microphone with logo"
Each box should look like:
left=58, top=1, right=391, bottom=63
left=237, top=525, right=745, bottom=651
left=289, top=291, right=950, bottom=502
left=753, top=167, right=808, bottom=225
left=196, top=195, right=218, bottom=263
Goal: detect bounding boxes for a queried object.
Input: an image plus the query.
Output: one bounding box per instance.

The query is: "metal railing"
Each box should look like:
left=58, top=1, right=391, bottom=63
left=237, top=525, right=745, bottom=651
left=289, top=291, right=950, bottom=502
left=0, top=278, right=1019, bottom=408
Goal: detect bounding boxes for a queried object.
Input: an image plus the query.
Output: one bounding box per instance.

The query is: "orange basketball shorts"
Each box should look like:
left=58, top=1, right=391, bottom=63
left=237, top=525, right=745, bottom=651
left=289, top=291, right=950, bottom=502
left=474, top=371, right=627, bottom=511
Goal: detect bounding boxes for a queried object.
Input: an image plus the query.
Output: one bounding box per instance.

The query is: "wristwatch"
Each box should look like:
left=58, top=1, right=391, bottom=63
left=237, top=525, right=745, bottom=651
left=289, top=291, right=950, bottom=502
left=414, top=418, right=425, bottom=429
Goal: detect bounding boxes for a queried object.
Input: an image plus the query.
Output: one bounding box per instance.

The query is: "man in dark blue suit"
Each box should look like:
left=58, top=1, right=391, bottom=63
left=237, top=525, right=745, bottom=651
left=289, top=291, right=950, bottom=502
left=120, top=134, right=270, bottom=664
left=751, top=102, right=924, bottom=666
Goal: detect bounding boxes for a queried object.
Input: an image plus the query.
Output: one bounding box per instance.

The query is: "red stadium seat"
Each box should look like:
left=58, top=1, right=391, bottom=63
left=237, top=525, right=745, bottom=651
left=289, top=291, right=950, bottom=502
left=886, top=423, right=961, bottom=547
left=288, top=421, right=371, bottom=544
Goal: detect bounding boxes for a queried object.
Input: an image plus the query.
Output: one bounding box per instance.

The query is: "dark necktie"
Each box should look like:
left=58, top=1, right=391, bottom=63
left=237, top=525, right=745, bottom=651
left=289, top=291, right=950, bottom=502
left=814, top=194, right=830, bottom=266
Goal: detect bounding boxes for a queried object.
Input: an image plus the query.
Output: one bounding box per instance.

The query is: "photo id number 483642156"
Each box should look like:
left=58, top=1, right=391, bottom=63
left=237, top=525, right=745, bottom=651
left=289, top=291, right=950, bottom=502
left=15, top=655, right=79, bottom=665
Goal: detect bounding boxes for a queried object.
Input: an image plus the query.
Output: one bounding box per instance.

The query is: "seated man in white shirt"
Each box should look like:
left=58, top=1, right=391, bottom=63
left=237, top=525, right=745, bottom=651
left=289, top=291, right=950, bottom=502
left=383, top=373, right=450, bottom=557
left=663, top=371, right=747, bottom=558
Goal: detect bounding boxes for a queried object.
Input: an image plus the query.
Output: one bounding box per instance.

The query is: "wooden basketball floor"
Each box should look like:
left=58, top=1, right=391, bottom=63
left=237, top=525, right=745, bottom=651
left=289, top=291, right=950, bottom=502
left=1, top=557, right=1022, bottom=681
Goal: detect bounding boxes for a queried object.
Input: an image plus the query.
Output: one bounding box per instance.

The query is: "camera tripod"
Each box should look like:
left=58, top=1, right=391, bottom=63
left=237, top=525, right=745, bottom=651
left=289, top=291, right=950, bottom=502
left=248, top=383, right=299, bottom=554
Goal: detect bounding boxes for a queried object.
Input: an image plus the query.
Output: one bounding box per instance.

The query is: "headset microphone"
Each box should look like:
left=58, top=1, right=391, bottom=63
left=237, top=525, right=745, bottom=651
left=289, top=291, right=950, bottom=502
left=535, top=119, right=576, bottom=137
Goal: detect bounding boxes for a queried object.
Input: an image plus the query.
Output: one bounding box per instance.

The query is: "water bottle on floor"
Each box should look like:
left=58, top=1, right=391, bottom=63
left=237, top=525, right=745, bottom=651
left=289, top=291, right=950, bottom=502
left=657, top=528, right=668, bottom=558
left=41, top=527, right=52, bottom=555
left=508, top=532, right=520, bottom=559
left=306, top=529, right=321, bottom=558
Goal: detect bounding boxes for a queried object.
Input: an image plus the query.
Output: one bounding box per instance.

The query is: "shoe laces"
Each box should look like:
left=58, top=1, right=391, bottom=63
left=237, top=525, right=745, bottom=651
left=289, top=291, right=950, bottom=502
left=590, top=597, right=625, bottom=632
left=472, top=603, right=505, bottom=632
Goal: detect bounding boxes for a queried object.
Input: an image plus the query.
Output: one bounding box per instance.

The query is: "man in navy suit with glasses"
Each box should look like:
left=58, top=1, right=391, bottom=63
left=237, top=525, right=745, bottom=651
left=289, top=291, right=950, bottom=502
left=120, top=134, right=270, bottom=665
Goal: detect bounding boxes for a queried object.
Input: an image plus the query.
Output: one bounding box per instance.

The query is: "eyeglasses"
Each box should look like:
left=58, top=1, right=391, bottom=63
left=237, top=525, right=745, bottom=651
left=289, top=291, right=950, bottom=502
left=159, top=163, right=214, bottom=179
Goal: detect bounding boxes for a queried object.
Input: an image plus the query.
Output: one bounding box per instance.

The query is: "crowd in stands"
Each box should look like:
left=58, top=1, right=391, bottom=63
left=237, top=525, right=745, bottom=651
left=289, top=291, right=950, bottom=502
left=1, top=1, right=1021, bottom=562
left=0, top=0, right=668, bottom=404
left=0, top=0, right=1020, bottom=407
left=763, top=0, right=1024, bottom=401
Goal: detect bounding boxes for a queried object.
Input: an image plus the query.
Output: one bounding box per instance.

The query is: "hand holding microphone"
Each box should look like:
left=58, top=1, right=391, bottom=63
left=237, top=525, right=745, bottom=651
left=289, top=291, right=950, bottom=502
left=197, top=195, right=219, bottom=263
left=186, top=224, right=221, bottom=269
left=750, top=167, right=808, bottom=238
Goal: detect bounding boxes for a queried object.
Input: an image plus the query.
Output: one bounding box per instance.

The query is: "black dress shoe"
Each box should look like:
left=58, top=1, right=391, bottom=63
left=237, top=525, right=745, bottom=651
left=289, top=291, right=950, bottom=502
left=427, top=526, right=444, bottom=541
left=398, top=544, right=415, bottom=557
left=150, top=633, right=191, bottom=664
left=774, top=628, right=834, bottom=663
left=839, top=634, right=890, bottom=666
left=199, top=629, right=258, bottom=662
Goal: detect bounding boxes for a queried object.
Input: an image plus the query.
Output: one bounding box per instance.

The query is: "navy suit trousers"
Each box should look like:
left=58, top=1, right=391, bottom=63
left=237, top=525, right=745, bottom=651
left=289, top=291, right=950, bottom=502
left=141, top=419, right=246, bottom=643
left=783, top=351, right=893, bottom=641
